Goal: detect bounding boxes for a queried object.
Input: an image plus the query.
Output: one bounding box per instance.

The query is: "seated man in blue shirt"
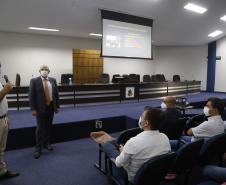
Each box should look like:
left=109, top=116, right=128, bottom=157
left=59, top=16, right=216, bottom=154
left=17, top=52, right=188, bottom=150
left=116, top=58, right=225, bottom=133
left=187, top=97, right=225, bottom=142
left=160, top=96, right=181, bottom=134
left=103, top=106, right=171, bottom=184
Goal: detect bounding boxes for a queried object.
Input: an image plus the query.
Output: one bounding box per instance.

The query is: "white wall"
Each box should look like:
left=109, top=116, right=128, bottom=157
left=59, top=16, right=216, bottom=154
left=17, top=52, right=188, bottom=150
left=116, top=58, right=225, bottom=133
left=215, top=36, right=226, bottom=92
left=0, top=31, right=209, bottom=91
left=104, top=47, right=157, bottom=81
left=155, top=45, right=208, bottom=91
left=0, top=32, right=101, bottom=85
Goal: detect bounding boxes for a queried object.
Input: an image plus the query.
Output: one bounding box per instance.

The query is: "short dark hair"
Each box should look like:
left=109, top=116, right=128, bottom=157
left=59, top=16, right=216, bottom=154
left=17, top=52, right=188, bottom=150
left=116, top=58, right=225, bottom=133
left=144, top=106, right=166, bottom=130
left=207, top=97, right=225, bottom=115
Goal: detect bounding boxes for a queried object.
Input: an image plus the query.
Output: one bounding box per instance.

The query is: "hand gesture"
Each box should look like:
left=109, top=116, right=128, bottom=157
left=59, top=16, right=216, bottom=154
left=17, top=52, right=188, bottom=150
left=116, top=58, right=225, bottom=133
left=119, top=144, right=124, bottom=153
left=3, top=81, right=13, bottom=94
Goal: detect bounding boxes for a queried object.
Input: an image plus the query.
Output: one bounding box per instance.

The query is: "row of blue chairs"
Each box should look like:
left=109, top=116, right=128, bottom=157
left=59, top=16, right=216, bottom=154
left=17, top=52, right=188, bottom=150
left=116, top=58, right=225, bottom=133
left=92, top=125, right=226, bottom=185
left=107, top=130, right=226, bottom=185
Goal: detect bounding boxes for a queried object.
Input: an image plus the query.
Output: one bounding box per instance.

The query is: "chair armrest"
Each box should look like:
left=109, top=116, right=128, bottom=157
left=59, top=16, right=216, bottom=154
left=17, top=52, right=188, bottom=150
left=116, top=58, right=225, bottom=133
left=109, top=158, right=129, bottom=185
left=176, top=139, right=187, bottom=150
left=109, top=158, right=116, bottom=163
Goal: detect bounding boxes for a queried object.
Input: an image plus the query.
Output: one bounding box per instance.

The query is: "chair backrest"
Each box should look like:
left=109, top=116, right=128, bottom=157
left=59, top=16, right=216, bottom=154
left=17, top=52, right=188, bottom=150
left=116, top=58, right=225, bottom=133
left=112, top=74, right=120, bottom=83
left=156, top=74, right=166, bottom=82
left=171, top=139, right=204, bottom=174
left=184, top=114, right=206, bottom=135
left=61, top=74, right=73, bottom=84
left=161, top=74, right=166, bottom=81
left=155, top=74, right=163, bottom=82
left=166, top=117, right=189, bottom=140
left=150, top=75, right=156, bottom=82
left=173, top=75, right=180, bottom=82
left=116, top=127, right=143, bottom=144
left=122, top=74, right=129, bottom=82
left=99, top=73, right=110, bottom=83
left=134, top=152, right=176, bottom=185
left=199, top=132, right=226, bottom=165
left=219, top=131, right=226, bottom=155
left=128, top=74, right=139, bottom=82
left=136, top=74, right=140, bottom=82
left=15, top=73, right=21, bottom=86
left=143, top=75, right=151, bottom=82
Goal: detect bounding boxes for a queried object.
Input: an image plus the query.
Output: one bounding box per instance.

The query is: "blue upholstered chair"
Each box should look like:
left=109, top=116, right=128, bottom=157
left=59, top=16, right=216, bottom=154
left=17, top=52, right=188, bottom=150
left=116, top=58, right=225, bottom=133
left=183, top=114, right=206, bottom=136
left=116, top=127, right=143, bottom=145
left=166, top=139, right=204, bottom=185
left=164, top=117, right=189, bottom=140
left=197, top=181, right=222, bottom=185
left=93, top=127, right=142, bottom=175
left=108, top=152, right=176, bottom=185
left=199, top=132, right=226, bottom=166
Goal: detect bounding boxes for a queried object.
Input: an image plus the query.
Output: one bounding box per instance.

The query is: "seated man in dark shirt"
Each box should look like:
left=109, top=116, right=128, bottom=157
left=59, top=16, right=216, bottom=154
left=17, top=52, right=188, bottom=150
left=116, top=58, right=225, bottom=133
left=160, top=96, right=181, bottom=134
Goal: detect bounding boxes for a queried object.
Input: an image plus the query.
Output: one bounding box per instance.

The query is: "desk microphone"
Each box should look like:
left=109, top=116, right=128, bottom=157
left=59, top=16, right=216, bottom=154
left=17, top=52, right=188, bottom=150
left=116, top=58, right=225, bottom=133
left=192, top=75, right=195, bottom=81
left=3, top=75, right=8, bottom=83
left=181, top=75, right=187, bottom=82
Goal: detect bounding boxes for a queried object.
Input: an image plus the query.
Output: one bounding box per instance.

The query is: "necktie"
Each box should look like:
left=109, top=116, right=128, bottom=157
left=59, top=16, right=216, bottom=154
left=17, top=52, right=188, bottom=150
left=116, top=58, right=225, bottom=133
left=43, top=79, right=50, bottom=105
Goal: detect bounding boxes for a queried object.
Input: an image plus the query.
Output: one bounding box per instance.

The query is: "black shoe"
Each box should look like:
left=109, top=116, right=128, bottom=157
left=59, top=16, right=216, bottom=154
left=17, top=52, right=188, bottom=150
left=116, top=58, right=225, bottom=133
left=43, top=143, right=53, bottom=151
left=34, top=151, right=41, bottom=159
left=0, top=170, right=20, bottom=179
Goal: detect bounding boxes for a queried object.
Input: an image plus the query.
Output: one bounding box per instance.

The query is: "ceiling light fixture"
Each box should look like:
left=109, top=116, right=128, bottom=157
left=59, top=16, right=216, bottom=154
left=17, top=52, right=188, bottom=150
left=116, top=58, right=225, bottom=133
left=184, top=3, right=207, bottom=14
left=89, top=33, right=102, bottom=36
left=28, top=27, right=59, bottom=31
left=220, top=15, right=226, bottom=21
left=208, top=30, right=223, bottom=37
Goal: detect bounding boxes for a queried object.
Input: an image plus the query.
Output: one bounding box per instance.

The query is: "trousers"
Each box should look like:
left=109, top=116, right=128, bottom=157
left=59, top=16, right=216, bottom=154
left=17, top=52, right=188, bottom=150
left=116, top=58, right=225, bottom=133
left=202, top=165, right=226, bottom=183
left=0, top=118, right=8, bottom=175
left=103, top=141, right=133, bottom=185
left=35, top=103, right=54, bottom=151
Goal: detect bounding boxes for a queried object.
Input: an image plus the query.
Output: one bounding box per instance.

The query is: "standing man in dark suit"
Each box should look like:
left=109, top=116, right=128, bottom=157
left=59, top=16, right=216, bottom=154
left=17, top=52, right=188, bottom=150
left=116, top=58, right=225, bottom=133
left=29, top=65, right=60, bottom=159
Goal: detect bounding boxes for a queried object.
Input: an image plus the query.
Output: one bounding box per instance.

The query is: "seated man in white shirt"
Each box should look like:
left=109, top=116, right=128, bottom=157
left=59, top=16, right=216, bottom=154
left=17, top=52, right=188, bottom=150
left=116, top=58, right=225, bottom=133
left=187, top=97, right=225, bottom=142
left=103, top=106, right=171, bottom=184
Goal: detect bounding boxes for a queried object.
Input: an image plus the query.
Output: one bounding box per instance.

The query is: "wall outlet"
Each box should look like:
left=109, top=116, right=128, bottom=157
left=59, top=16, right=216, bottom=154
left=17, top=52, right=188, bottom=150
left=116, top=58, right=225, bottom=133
left=95, top=120, right=102, bottom=129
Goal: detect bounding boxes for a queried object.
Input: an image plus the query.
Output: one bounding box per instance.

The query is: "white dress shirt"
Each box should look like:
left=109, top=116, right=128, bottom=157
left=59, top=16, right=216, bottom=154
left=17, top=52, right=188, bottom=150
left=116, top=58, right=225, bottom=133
left=0, top=83, right=8, bottom=116
left=41, top=76, right=53, bottom=101
left=192, top=115, right=224, bottom=142
left=115, top=130, right=171, bottom=183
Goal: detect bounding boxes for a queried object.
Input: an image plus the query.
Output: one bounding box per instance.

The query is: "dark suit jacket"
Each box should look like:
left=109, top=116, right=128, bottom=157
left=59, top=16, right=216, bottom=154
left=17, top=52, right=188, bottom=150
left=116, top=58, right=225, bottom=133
left=29, top=76, right=60, bottom=114
left=160, top=108, right=181, bottom=133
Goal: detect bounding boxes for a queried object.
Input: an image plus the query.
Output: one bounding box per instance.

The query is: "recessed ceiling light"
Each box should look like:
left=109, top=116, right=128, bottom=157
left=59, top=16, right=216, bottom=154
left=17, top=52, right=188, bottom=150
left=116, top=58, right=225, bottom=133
left=89, top=33, right=102, bottom=36
left=28, top=27, right=59, bottom=32
left=208, top=30, right=223, bottom=37
left=184, top=3, right=207, bottom=14
left=220, top=15, right=226, bottom=21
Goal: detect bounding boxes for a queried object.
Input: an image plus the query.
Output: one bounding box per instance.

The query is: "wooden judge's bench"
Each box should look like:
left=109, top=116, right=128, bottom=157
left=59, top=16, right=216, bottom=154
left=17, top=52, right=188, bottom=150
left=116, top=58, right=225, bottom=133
left=6, top=81, right=201, bottom=110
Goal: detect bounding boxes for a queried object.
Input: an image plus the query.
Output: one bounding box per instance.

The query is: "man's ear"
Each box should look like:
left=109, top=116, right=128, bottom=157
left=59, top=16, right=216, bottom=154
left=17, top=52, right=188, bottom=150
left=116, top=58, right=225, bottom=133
left=145, top=120, right=150, bottom=127
left=215, top=108, right=219, bottom=114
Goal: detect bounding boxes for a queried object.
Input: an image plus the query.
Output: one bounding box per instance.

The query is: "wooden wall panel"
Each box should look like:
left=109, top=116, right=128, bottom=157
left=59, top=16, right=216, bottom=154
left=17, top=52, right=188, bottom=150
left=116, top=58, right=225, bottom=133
left=73, top=49, right=103, bottom=84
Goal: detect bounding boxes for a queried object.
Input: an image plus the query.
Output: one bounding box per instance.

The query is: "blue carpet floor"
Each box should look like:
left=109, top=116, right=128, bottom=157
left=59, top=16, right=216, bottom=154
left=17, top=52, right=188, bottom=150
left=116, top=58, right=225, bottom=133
left=2, top=91, right=226, bottom=185
left=7, top=91, right=226, bottom=129
left=2, top=135, right=120, bottom=185
left=2, top=133, right=205, bottom=185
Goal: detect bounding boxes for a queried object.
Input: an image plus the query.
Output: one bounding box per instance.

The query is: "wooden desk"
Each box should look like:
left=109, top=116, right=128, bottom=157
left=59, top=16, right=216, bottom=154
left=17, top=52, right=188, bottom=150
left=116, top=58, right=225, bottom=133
left=176, top=106, right=194, bottom=117
left=6, top=81, right=201, bottom=109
